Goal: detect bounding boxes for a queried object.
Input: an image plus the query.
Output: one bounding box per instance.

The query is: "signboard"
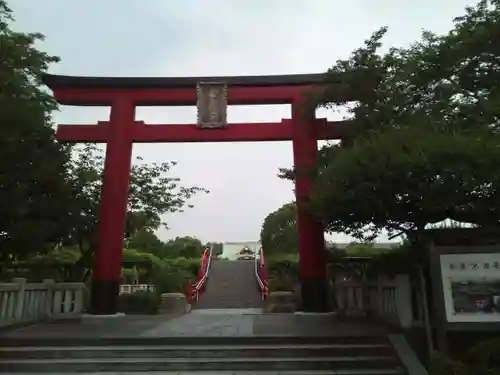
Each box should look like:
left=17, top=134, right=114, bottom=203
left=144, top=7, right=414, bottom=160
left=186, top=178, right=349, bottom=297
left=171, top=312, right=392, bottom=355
left=440, top=253, right=500, bottom=323
left=196, top=82, right=228, bottom=128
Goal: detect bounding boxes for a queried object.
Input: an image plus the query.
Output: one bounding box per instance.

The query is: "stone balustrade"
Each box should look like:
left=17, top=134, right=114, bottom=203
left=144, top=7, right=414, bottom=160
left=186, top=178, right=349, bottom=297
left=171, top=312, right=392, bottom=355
left=0, top=278, right=85, bottom=328
left=335, top=275, right=414, bottom=328
left=264, top=291, right=296, bottom=313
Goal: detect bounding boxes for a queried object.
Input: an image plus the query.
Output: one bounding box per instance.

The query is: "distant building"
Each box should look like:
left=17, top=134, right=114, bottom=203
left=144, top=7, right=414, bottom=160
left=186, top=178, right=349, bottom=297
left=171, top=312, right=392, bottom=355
left=236, top=246, right=255, bottom=260
left=222, top=241, right=260, bottom=260
left=220, top=241, right=399, bottom=260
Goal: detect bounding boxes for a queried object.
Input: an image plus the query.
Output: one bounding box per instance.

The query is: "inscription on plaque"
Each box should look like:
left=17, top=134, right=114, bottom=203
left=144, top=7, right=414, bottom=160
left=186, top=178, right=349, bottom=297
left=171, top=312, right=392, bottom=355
left=196, top=82, right=228, bottom=128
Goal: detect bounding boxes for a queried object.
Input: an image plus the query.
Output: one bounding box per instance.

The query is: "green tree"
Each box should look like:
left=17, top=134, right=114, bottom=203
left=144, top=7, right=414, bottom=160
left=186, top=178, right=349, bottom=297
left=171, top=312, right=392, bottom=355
left=63, top=145, right=208, bottom=279
left=208, top=242, right=223, bottom=257
left=260, top=203, right=298, bottom=255
left=127, top=229, right=165, bottom=257
left=0, top=0, right=75, bottom=265
left=125, top=211, right=162, bottom=240
left=311, top=128, right=500, bottom=241
left=302, top=1, right=500, bottom=140
left=122, top=248, right=166, bottom=283
left=281, top=0, right=500, bottom=242
left=163, top=236, right=205, bottom=259
left=345, top=242, right=378, bottom=256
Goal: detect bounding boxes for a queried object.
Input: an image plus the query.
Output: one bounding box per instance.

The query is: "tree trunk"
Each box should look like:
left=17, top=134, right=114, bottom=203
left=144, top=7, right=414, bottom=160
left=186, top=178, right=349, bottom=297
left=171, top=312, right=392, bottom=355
left=419, top=266, right=434, bottom=357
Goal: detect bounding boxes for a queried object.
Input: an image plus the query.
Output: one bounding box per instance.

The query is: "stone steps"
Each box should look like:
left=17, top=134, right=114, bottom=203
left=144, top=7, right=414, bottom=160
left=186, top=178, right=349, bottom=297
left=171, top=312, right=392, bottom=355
left=0, top=343, right=394, bottom=359
left=0, top=335, right=392, bottom=346
left=194, top=260, right=262, bottom=309
left=0, top=336, right=406, bottom=374
left=0, top=371, right=405, bottom=375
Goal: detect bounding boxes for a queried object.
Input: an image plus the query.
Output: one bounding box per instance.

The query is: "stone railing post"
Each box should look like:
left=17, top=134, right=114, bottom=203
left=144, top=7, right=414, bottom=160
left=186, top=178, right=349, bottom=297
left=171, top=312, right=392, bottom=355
left=12, top=278, right=26, bottom=322
left=43, top=279, right=55, bottom=318
left=375, top=278, right=384, bottom=317
left=74, top=285, right=84, bottom=313
left=394, top=274, right=413, bottom=328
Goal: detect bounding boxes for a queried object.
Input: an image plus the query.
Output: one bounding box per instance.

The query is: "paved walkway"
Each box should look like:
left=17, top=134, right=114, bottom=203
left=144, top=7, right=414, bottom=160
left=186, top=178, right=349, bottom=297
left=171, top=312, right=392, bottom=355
left=0, top=309, right=389, bottom=339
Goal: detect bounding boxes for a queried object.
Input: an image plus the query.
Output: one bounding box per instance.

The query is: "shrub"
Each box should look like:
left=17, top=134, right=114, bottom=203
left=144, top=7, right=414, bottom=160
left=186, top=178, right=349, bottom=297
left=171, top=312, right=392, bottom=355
left=166, top=257, right=200, bottom=277
left=118, top=291, right=160, bottom=314
left=430, top=338, right=500, bottom=375
left=465, top=337, right=500, bottom=375
left=263, top=245, right=412, bottom=291
left=430, top=351, right=467, bottom=375
left=266, top=254, right=299, bottom=291
left=365, top=248, right=413, bottom=279
left=151, top=257, right=202, bottom=295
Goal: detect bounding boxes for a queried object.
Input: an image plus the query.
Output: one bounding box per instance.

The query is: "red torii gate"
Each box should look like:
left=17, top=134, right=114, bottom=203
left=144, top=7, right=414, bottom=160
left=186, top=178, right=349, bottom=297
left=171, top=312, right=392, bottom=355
left=43, top=73, right=348, bottom=314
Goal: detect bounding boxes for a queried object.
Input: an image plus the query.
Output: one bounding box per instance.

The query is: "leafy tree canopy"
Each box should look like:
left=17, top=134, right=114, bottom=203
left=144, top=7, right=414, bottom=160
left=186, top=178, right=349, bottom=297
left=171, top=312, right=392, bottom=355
left=310, top=127, right=500, bottom=240
left=306, top=0, right=500, bottom=138
left=162, top=236, right=205, bottom=259
left=0, top=0, right=74, bottom=263
left=127, top=229, right=166, bottom=258
left=260, top=203, right=298, bottom=256
left=0, top=0, right=209, bottom=282
left=128, top=229, right=212, bottom=260
left=282, top=0, right=500, bottom=243
left=62, top=145, right=209, bottom=279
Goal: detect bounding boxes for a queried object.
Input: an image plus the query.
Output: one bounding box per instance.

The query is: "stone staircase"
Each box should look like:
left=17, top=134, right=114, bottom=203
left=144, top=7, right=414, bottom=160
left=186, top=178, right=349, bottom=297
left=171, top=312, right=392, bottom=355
left=0, top=335, right=407, bottom=374
left=194, top=259, right=263, bottom=309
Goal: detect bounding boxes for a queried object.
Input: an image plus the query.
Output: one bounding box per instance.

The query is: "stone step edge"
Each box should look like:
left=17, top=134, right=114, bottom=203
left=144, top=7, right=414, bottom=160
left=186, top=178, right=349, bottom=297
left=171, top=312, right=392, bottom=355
left=0, top=355, right=399, bottom=364
left=0, top=343, right=391, bottom=351
left=0, top=370, right=406, bottom=375
left=0, top=335, right=388, bottom=345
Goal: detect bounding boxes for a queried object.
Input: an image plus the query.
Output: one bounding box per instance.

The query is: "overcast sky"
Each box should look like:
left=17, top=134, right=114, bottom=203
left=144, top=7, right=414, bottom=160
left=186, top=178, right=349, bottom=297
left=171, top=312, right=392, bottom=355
left=10, top=0, right=473, bottom=243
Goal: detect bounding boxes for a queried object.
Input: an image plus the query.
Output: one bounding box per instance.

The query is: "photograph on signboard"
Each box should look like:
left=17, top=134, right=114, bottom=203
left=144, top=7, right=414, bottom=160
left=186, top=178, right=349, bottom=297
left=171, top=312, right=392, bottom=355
left=440, top=253, right=500, bottom=323
left=451, top=280, right=500, bottom=313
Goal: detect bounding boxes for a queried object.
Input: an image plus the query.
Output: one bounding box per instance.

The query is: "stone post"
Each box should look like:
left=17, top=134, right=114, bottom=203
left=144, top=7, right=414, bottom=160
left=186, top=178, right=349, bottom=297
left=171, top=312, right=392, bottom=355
left=394, top=274, right=413, bottom=328
left=43, top=279, right=55, bottom=318
left=12, top=278, right=26, bottom=322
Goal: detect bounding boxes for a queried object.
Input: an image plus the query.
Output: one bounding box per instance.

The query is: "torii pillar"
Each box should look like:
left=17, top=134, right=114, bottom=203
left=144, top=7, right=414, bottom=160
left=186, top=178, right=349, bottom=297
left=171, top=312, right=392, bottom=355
left=90, top=98, right=135, bottom=314
left=292, top=100, right=329, bottom=312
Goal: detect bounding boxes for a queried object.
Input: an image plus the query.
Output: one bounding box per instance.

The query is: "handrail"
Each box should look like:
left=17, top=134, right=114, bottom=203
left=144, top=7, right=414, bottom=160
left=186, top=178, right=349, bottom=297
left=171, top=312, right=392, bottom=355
left=186, top=246, right=213, bottom=304
left=194, top=246, right=212, bottom=295
left=254, top=247, right=269, bottom=300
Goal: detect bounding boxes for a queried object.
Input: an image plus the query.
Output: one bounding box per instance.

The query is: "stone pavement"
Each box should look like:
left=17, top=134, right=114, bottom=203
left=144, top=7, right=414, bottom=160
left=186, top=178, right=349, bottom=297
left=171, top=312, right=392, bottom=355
left=0, top=310, right=411, bottom=375
left=0, top=309, right=389, bottom=340
left=0, top=372, right=400, bottom=375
